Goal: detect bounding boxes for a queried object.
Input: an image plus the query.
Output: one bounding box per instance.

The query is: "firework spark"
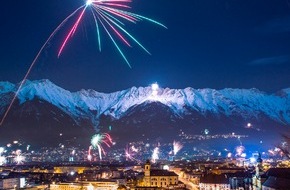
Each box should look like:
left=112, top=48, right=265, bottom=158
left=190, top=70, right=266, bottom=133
left=125, top=145, right=140, bottom=162
left=173, top=141, right=183, bottom=156
left=0, top=147, right=6, bottom=166
left=151, top=147, right=159, bottom=163
left=14, top=150, right=25, bottom=165
left=58, top=0, right=166, bottom=67
left=0, top=147, right=4, bottom=154
left=0, top=156, right=6, bottom=166
left=91, top=133, right=113, bottom=160
left=235, top=145, right=245, bottom=157
left=0, top=0, right=166, bottom=127
left=88, top=146, right=93, bottom=161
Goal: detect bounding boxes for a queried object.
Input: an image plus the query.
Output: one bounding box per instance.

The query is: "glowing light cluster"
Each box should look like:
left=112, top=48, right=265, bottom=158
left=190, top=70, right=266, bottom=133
left=151, top=83, right=159, bottom=96
left=250, top=157, right=256, bottom=163
left=235, top=145, right=245, bottom=157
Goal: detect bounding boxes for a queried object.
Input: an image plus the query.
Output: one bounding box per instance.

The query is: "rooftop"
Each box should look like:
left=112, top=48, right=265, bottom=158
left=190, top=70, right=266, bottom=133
left=263, top=176, right=290, bottom=189
left=150, top=170, right=178, bottom=177
left=200, top=174, right=229, bottom=184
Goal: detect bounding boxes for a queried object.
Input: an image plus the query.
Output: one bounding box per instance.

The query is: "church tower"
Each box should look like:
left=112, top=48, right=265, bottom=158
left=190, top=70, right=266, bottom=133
left=253, top=153, right=264, bottom=190
left=255, top=153, right=263, bottom=177
left=144, top=160, right=151, bottom=186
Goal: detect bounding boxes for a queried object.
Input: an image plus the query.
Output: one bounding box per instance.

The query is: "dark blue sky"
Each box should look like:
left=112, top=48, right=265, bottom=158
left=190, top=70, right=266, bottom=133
left=0, top=0, right=289, bottom=92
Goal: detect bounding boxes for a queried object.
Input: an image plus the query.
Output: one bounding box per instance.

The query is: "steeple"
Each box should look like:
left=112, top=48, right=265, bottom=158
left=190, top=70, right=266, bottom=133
left=256, top=153, right=263, bottom=177
left=144, top=160, right=151, bottom=186
left=144, top=159, right=151, bottom=177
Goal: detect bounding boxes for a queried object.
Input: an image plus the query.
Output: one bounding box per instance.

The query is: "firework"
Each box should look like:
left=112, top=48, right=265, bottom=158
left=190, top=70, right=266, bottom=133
left=91, top=133, right=113, bottom=160
left=0, top=0, right=166, bottom=126
left=88, top=146, right=93, bottom=161
left=125, top=145, right=133, bottom=159
left=235, top=145, right=245, bottom=157
left=268, top=147, right=285, bottom=157
left=125, top=145, right=140, bottom=162
left=14, top=150, right=25, bottom=165
left=151, top=147, right=159, bottom=163
left=173, top=141, right=183, bottom=156
left=131, top=145, right=138, bottom=152
left=0, top=147, right=4, bottom=154
left=0, top=148, right=6, bottom=166
left=0, top=156, right=6, bottom=166
left=58, top=0, right=167, bottom=67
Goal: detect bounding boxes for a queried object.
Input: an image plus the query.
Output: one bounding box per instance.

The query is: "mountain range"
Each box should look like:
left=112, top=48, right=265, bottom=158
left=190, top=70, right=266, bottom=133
left=0, top=79, right=289, bottom=150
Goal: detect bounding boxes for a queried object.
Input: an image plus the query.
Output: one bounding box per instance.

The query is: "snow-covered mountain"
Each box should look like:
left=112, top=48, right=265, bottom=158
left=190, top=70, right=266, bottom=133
left=0, top=79, right=289, bottom=126
left=0, top=79, right=289, bottom=148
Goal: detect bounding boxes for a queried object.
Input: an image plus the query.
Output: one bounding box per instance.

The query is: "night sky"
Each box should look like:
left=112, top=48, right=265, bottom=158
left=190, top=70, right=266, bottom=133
left=0, top=0, right=289, bottom=93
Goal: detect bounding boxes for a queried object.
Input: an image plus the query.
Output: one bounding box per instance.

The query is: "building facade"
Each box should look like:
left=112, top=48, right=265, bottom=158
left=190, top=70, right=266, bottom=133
left=0, top=178, right=26, bottom=189
left=141, top=160, right=179, bottom=188
left=199, top=174, right=231, bottom=190
left=50, top=180, right=121, bottom=190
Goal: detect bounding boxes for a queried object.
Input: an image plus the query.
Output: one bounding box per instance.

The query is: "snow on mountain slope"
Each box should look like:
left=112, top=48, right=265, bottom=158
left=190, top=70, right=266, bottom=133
left=0, top=81, right=15, bottom=94
left=0, top=82, right=16, bottom=108
left=0, top=79, right=289, bottom=125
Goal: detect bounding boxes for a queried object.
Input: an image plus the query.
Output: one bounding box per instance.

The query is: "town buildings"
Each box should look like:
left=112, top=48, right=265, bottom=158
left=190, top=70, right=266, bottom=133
left=0, top=158, right=289, bottom=189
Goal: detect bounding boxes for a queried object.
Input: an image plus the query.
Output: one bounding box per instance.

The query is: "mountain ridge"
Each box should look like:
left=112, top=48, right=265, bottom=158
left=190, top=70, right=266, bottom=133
left=0, top=79, right=289, bottom=126
left=0, top=79, right=289, bottom=149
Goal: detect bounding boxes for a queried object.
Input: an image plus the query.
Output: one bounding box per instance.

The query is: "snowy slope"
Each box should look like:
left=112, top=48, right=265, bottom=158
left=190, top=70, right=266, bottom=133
left=0, top=79, right=289, bottom=125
